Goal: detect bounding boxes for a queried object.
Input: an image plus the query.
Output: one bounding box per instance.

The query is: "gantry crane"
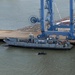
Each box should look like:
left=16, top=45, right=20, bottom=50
left=30, top=0, right=75, bottom=39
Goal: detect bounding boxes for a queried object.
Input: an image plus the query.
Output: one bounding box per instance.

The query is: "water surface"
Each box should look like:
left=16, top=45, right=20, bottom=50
left=0, top=42, right=75, bottom=75
left=0, top=0, right=71, bottom=30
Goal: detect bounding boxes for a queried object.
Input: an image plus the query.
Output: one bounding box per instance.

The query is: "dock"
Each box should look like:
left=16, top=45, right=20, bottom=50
left=0, top=30, right=75, bottom=44
left=0, top=30, right=41, bottom=40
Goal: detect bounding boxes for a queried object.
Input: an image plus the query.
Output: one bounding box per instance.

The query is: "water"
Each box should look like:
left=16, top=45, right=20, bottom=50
left=0, top=0, right=40, bottom=30
left=0, top=42, right=75, bottom=75
left=0, top=0, right=75, bottom=75
left=0, top=0, right=71, bottom=30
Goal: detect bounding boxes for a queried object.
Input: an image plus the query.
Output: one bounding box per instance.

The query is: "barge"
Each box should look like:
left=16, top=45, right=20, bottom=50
left=3, top=34, right=73, bottom=50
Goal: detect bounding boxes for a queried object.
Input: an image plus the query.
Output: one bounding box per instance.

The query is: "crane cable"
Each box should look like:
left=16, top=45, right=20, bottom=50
left=54, top=2, right=62, bottom=20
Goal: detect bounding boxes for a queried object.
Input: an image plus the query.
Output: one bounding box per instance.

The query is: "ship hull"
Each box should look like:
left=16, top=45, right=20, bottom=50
left=4, top=39, right=73, bottom=50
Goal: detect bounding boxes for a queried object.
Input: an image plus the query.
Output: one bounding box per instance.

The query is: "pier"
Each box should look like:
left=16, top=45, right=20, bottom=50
left=0, top=30, right=41, bottom=40
left=0, top=29, right=75, bottom=44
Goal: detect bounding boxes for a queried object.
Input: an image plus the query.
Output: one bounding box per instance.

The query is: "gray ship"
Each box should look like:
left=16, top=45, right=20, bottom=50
left=3, top=33, right=73, bottom=50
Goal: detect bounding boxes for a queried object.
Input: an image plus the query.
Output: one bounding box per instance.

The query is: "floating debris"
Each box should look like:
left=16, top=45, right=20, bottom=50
left=38, top=52, right=47, bottom=55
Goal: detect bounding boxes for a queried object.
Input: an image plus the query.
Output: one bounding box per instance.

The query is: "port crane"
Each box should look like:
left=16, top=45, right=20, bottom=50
left=30, top=0, right=75, bottom=39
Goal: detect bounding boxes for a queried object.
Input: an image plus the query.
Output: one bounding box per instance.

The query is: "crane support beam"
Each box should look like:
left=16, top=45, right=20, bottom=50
left=48, top=0, right=54, bottom=30
left=70, top=0, right=74, bottom=33
left=40, top=0, right=45, bottom=33
left=54, top=25, right=75, bottom=28
left=45, top=31, right=69, bottom=36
